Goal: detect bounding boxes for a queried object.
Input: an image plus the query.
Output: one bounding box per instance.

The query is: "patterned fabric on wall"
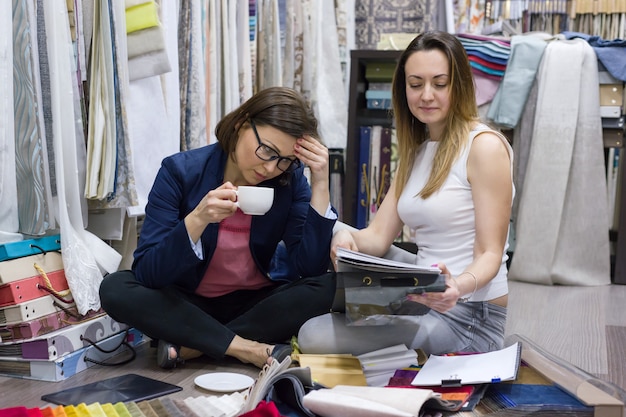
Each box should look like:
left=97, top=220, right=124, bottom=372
left=335, top=0, right=350, bottom=87
left=355, top=0, right=439, bottom=50
left=454, top=0, right=486, bottom=34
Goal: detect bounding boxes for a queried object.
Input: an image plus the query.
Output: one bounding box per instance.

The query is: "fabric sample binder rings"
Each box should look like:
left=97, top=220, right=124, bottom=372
left=0, top=270, right=69, bottom=307
left=0, top=294, right=75, bottom=326
left=2, top=313, right=128, bottom=360
left=0, top=251, right=64, bottom=284
left=0, top=235, right=61, bottom=262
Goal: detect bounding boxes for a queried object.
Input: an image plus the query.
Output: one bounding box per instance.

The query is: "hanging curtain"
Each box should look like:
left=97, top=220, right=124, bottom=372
left=334, top=0, right=352, bottom=95
left=0, top=0, right=20, bottom=243
left=13, top=0, right=55, bottom=236
left=179, top=0, right=206, bottom=151
left=311, top=0, right=348, bottom=149
left=125, top=0, right=181, bottom=218
left=44, top=0, right=122, bottom=314
left=224, top=0, right=239, bottom=111
left=207, top=0, right=219, bottom=143
left=84, top=0, right=117, bottom=201
left=509, top=38, right=610, bottom=286
left=237, top=0, right=253, bottom=103
left=205, top=0, right=254, bottom=142
left=85, top=0, right=138, bottom=214
left=256, top=0, right=282, bottom=90
left=283, top=0, right=304, bottom=94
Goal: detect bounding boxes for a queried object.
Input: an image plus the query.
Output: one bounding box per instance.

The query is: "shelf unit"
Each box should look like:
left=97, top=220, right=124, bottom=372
left=343, top=49, right=401, bottom=227
left=600, top=80, right=626, bottom=284
left=606, top=118, right=626, bottom=284
left=613, top=179, right=626, bottom=284
left=343, top=49, right=626, bottom=284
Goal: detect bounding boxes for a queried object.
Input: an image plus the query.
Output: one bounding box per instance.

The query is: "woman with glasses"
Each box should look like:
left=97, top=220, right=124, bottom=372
left=99, top=87, right=337, bottom=369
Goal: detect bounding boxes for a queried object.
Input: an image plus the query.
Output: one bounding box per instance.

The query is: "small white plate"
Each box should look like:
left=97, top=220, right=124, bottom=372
left=194, top=372, right=255, bottom=392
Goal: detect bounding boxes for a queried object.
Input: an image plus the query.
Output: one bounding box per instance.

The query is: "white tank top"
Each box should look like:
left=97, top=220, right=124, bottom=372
left=396, top=124, right=514, bottom=302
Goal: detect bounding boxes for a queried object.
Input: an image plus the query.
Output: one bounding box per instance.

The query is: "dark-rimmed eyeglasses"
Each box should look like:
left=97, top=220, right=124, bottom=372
left=249, top=119, right=301, bottom=173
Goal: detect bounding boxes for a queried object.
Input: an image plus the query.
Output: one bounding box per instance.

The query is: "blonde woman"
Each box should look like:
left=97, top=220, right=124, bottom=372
left=299, top=31, right=514, bottom=356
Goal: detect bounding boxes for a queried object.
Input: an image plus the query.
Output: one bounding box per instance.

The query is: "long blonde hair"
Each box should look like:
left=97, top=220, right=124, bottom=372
left=392, top=31, right=479, bottom=199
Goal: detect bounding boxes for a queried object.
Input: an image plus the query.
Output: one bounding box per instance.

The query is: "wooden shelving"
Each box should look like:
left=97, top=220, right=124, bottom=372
left=609, top=128, right=626, bottom=284
left=343, top=50, right=401, bottom=227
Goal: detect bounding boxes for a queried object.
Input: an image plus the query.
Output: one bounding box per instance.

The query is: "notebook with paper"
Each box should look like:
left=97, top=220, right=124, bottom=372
left=411, top=342, right=522, bottom=387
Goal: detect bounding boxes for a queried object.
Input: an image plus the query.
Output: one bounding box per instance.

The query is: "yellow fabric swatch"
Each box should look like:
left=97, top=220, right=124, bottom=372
left=125, top=1, right=160, bottom=33
left=294, top=353, right=368, bottom=387
left=86, top=403, right=107, bottom=417
left=62, top=405, right=78, bottom=417
left=112, top=403, right=133, bottom=417
left=74, top=403, right=93, bottom=417
left=100, top=404, right=120, bottom=417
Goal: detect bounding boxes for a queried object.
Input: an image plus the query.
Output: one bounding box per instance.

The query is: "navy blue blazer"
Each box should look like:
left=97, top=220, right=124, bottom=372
left=132, top=143, right=336, bottom=291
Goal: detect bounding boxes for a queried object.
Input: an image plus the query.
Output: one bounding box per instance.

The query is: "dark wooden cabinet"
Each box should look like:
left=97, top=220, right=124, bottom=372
left=602, top=102, right=626, bottom=284
left=609, top=134, right=626, bottom=284
left=343, top=49, right=401, bottom=227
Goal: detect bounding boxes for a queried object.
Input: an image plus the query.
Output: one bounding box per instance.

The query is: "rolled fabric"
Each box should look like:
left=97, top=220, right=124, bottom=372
left=302, top=386, right=444, bottom=417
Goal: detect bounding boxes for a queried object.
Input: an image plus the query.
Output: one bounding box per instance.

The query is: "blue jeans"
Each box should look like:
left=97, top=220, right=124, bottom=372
left=297, top=301, right=506, bottom=356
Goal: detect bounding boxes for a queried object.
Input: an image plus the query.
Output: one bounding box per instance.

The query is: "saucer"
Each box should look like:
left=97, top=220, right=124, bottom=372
left=194, top=372, right=255, bottom=392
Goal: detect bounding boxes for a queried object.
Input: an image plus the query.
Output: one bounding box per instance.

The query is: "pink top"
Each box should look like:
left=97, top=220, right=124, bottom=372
left=195, top=209, right=272, bottom=298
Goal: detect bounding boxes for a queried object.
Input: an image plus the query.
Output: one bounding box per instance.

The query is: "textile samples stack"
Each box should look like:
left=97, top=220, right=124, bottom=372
left=125, top=0, right=171, bottom=82
left=457, top=33, right=511, bottom=108
left=355, top=58, right=396, bottom=229
left=356, top=125, right=395, bottom=229
left=364, top=61, right=394, bottom=110
left=0, top=237, right=144, bottom=382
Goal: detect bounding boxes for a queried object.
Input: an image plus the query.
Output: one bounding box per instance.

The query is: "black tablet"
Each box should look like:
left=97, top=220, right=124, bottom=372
left=41, top=373, right=182, bottom=405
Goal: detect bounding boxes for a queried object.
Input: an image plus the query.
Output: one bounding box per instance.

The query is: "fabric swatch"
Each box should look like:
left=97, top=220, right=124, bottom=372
left=126, top=26, right=165, bottom=59
left=125, top=1, right=159, bottom=33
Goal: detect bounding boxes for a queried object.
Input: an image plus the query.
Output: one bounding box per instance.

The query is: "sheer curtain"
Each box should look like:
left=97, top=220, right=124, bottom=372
left=0, top=1, right=19, bottom=244
left=45, top=0, right=122, bottom=314
left=207, top=0, right=349, bottom=148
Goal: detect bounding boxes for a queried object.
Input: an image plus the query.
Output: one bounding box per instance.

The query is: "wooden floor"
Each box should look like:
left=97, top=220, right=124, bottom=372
left=0, top=280, right=625, bottom=410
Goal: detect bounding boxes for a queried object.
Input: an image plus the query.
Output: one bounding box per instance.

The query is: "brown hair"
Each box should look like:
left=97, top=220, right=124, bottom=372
left=391, top=31, right=479, bottom=198
left=215, top=87, right=319, bottom=184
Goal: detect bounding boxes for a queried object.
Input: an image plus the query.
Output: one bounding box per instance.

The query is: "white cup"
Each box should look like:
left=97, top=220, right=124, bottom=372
left=236, top=186, right=274, bottom=215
